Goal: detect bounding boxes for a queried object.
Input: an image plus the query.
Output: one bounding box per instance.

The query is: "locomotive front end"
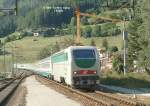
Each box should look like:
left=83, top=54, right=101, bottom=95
left=72, top=47, right=100, bottom=89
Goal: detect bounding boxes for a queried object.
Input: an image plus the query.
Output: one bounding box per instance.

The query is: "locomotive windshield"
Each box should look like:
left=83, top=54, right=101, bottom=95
left=73, top=49, right=95, bottom=59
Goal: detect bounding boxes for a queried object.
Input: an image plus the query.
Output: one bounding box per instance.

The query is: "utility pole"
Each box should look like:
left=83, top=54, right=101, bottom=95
left=123, top=31, right=126, bottom=75
left=123, top=18, right=128, bottom=75
left=3, top=43, right=6, bottom=73
left=11, top=45, right=14, bottom=77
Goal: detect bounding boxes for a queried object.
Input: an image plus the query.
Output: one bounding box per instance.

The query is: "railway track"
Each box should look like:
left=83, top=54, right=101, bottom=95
left=36, top=76, right=149, bottom=106
left=0, top=72, right=29, bottom=106
left=87, top=91, right=148, bottom=106
left=0, top=78, right=15, bottom=92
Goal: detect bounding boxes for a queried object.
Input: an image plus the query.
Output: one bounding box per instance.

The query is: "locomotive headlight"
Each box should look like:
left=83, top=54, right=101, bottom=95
left=73, top=71, right=77, bottom=74
left=93, top=71, right=97, bottom=74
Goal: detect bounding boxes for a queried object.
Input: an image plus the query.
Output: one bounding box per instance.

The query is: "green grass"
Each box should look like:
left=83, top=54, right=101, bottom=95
left=100, top=71, right=150, bottom=88
left=0, top=37, right=4, bottom=41
left=99, top=9, right=121, bottom=16
left=5, top=36, right=67, bottom=63
left=5, top=35, right=122, bottom=61
left=81, top=35, right=123, bottom=49
left=0, top=55, right=12, bottom=72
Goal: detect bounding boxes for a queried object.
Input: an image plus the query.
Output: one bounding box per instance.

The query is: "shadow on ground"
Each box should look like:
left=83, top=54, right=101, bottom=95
left=100, top=76, right=150, bottom=94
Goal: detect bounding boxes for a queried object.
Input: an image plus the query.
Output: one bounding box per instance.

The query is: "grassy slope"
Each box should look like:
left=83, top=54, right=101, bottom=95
left=13, top=35, right=123, bottom=61
left=0, top=55, right=12, bottom=73
left=0, top=35, right=122, bottom=71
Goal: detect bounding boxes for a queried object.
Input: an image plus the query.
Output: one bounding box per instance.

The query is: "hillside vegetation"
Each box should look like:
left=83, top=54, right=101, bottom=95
left=3, top=35, right=122, bottom=61
left=0, top=0, right=134, bottom=37
left=0, top=35, right=122, bottom=73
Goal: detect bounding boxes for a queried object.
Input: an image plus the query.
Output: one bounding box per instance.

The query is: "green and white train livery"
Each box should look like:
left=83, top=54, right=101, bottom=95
left=29, top=46, right=100, bottom=89
left=50, top=46, right=100, bottom=89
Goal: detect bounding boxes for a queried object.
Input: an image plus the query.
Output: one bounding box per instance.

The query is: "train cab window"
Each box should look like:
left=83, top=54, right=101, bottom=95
left=73, top=49, right=95, bottom=59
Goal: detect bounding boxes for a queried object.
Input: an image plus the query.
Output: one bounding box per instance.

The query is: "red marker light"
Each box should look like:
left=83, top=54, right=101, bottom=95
left=79, top=70, right=96, bottom=74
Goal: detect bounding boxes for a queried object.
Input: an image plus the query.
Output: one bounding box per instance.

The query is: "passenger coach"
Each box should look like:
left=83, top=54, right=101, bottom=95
left=50, top=46, right=100, bottom=89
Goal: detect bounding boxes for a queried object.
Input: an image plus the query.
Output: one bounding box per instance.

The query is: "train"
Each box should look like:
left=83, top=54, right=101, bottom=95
left=24, top=46, right=100, bottom=89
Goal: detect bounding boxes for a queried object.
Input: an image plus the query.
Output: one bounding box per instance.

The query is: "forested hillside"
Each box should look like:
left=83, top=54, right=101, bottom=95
left=0, top=0, right=134, bottom=37
left=128, top=0, right=150, bottom=73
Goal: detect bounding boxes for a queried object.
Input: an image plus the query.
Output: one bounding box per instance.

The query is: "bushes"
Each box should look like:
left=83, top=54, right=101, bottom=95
left=82, top=26, right=92, bottom=38
left=102, top=38, right=109, bottom=50
left=81, top=23, right=121, bottom=38
left=109, top=13, right=122, bottom=20
left=38, top=42, right=60, bottom=59
left=100, top=23, right=121, bottom=37
left=4, top=32, right=23, bottom=43
left=112, top=53, right=124, bottom=73
left=81, top=16, right=88, bottom=25
left=38, top=38, right=77, bottom=59
left=109, top=46, right=118, bottom=53
left=92, top=25, right=101, bottom=37
left=38, top=46, right=52, bottom=59
left=0, top=40, right=3, bottom=55
left=90, top=39, right=96, bottom=46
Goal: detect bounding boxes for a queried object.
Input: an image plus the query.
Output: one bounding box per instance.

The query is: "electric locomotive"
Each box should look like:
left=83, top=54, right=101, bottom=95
left=50, top=46, right=100, bottom=89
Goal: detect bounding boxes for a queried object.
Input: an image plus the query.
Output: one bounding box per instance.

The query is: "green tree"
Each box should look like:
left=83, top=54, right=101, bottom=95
left=69, top=17, right=76, bottom=36
left=0, top=16, right=17, bottom=36
left=0, top=40, right=2, bottom=54
left=81, top=16, right=88, bottom=25
left=128, top=18, right=142, bottom=68
left=90, top=39, right=96, bottom=46
left=38, top=42, right=60, bottom=59
left=82, top=26, right=92, bottom=38
left=112, top=53, right=124, bottom=73
left=137, top=0, right=150, bottom=73
left=70, top=17, right=76, bottom=26
left=92, top=25, right=101, bottom=37
left=128, top=0, right=150, bottom=73
left=38, top=46, right=51, bottom=59
left=102, top=38, right=109, bottom=50
left=109, top=46, right=118, bottom=53
left=127, top=0, right=142, bottom=69
left=70, top=26, right=76, bottom=36
left=61, top=38, right=75, bottom=48
left=53, top=41, right=60, bottom=53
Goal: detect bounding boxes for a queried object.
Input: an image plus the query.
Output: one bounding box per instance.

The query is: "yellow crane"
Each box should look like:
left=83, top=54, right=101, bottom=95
left=70, top=0, right=126, bottom=44
left=75, top=9, right=124, bottom=44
